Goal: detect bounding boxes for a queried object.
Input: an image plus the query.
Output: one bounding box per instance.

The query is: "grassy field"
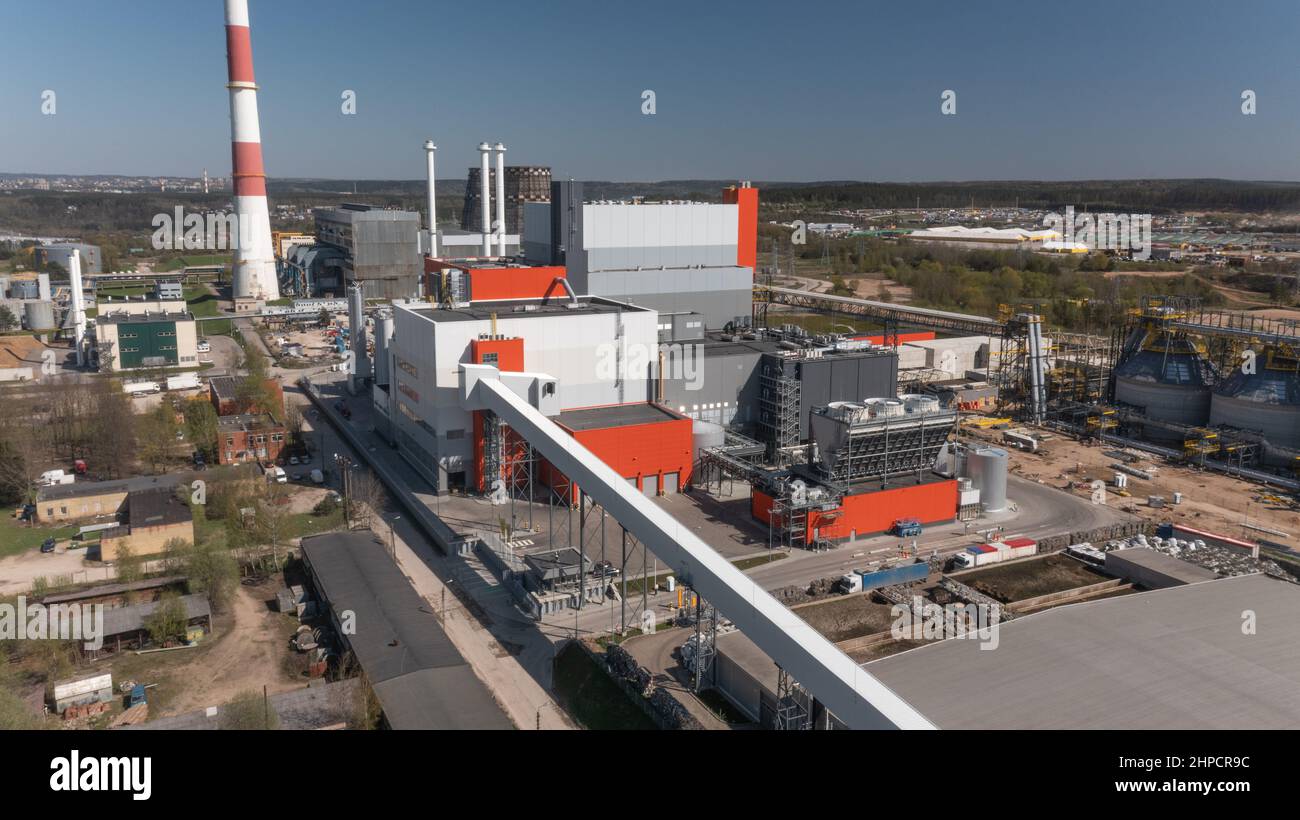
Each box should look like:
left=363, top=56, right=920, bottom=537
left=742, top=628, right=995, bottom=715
left=190, top=497, right=344, bottom=548
left=159, top=254, right=230, bottom=272
left=185, top=284, right=233, bottom=336
left=551, top=642, right=657, bottom=730
left=0, top=516, right=78, bottom=560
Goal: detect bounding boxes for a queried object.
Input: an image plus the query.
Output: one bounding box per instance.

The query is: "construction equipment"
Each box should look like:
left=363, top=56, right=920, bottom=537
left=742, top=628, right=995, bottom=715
left=963, top=416, right=1012, bottom=430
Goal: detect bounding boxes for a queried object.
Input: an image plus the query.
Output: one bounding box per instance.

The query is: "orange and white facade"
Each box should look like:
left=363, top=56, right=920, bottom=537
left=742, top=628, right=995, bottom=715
left=224, top=0, right=280, bottom=300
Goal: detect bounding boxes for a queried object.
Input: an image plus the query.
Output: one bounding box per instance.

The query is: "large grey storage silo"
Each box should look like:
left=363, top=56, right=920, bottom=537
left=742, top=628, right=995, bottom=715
left=964, top=445, right=1008, bottom=512
left=1209, top=349, right=1300, bottom=451
left=1113, top=330, right=1217, bottom=438
left=24, top=300, right=56, bottom=330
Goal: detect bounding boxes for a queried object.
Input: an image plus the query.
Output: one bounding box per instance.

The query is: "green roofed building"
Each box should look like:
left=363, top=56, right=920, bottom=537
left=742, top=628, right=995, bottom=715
left=93, top=310, right=198, bottom=371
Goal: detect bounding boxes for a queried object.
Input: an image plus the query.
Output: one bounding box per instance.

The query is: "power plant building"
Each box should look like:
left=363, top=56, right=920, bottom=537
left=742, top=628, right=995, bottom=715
left=93, top=310, right=198, bottom=371
left=313, top=205, right=422, bottom=299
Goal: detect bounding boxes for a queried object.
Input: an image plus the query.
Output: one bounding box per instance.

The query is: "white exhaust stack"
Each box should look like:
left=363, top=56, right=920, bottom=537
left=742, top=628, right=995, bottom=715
left=69, top=249, right=86, bottom=366
left=423, top=139, right=438, bottom=257
left=478, top=141, right=492, bottom=256
left=494, top=142, right=507, bottom=256
left=224, top=0, right=280, bottom=300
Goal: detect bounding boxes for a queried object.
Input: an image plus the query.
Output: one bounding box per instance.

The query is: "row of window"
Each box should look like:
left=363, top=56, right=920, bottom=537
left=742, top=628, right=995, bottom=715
left=397, top=357, right=419, bottom=378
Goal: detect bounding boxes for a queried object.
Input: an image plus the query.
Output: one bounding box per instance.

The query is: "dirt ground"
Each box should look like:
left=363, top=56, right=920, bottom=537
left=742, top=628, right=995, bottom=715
left=965, top=425, right=1300, bottom=543
left=793, top=594, right=897, bottom=643
left=960, top=553, right=1109, bottom=603
left=130, top=579, right=304, bottom=718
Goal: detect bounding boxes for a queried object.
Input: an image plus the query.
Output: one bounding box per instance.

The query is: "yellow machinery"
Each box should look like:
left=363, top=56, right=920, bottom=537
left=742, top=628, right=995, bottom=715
left=963, top=416, right=1012, bottom=429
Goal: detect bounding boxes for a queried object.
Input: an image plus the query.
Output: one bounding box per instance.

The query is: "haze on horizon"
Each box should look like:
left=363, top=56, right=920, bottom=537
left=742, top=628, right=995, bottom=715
left=2, top=0, right=1299, bottom=183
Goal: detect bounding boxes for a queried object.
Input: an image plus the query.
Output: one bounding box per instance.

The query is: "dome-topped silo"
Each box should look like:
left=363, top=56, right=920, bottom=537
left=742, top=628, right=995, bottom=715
left=1209, top=345, right=1300, bottom=450
left=1113, top=328, right=1217, bottom=437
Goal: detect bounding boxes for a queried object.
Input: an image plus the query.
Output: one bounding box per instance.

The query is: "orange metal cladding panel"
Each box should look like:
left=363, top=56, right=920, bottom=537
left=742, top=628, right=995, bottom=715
left=854, top=331, right=935, bottom=345
left=809, top=480, right=957, bottom=543
left=571, top=418, right=694, bottom=489
left=470, top=337, right=525, bottom=372
left=468, top=266, right=567, bottom=301
left=752, top=489, right=775, bottom=524
left=723, top=186, right=759, bottom=272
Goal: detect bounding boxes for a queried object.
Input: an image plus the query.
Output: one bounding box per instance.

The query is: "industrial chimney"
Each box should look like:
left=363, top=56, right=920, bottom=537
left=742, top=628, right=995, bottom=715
left=224, top=0, right=280, bottom=300
left=423, top=140, right=438, bottom=257
left=494, top=142, right=507, bottom=257
left=68, top=249, right=86, bottom=367
left=478, top=142, right=492, bottom=257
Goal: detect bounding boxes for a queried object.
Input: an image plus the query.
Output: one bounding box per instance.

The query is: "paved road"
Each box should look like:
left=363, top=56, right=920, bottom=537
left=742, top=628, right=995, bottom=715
left=285, top=368, right=573, bottom=728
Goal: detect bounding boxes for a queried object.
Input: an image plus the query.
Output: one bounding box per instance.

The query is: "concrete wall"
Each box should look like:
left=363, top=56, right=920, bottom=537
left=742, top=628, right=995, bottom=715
left=101, top=519, right=195, bottom=561
left=37, top=489, right=128, bottom=523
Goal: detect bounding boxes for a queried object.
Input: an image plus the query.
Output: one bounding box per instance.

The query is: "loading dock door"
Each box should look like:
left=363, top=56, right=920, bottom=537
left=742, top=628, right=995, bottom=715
left=642, top=475, right=659, bottom=497
left=662, top=472, right=679, bottom=494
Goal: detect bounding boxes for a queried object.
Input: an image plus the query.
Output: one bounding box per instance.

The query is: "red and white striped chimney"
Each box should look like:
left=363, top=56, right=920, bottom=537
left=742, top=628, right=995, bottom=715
left=224, top=0, right=279, bottom=300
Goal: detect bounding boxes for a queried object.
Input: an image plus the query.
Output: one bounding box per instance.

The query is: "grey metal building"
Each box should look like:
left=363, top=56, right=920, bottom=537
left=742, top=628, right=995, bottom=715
left=313, top=204, right=421, bottom=299
left=526, top=181, right=753, bottom=330
left=655, top=330, right=898, bottom=443
left=300, top=531, right=513, bottom=730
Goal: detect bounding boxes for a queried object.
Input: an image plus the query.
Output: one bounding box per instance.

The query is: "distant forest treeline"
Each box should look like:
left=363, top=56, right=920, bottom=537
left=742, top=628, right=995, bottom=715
left=5, top=178, right=1300, bottom=239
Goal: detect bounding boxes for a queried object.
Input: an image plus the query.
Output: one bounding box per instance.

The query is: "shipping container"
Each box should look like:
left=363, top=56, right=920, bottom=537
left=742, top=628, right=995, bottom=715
left=857, top=560, right=929, bottom=591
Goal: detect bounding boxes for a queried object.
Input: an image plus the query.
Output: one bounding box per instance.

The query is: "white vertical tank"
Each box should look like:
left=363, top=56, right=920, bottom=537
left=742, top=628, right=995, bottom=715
left=964, top=445, right=1008, bottom=512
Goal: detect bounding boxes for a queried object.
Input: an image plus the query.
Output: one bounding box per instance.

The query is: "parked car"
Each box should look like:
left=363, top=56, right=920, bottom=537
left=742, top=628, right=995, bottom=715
left=40, top=538, right=56, bottom=553
left=289, top=455, right=300, bottom=465
left=291, top=472, right=303, bottom=481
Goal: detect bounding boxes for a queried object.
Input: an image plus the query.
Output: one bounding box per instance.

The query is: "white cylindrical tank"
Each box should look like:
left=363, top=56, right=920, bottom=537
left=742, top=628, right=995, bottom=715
left=691, top=419, right=725, bottom=463
left=964, top=445, right=1008, bottom=512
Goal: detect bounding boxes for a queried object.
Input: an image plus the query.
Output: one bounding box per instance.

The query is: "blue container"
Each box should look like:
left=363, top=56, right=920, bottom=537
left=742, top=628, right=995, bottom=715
left=857, top=560, right=928, bottom=591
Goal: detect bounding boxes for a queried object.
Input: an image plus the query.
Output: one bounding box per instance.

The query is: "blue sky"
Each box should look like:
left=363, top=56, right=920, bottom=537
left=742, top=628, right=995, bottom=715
left=2, top=0, right=1299, bottom=181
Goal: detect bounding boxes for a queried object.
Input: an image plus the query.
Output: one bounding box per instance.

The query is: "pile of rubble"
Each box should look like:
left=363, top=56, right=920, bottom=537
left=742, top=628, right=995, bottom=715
left=1106, top=533, right=1290, bottom=581
left=605, top=644, right=652, bottom=696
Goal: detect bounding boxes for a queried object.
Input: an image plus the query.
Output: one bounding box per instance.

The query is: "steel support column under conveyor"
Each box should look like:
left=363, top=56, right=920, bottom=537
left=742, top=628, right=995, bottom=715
left=462, top=364, right=935, bottom=730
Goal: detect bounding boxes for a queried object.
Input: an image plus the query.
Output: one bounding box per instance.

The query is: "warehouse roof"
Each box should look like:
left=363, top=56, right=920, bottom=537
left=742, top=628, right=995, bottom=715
left=101, top=594, right=210, bottom=638
left=1104, top=547, right=1219, bottom=586
left=95, top=310, right=193, bottom=325
left=558, top=402, right=681, bottom=431
left=300, top=532, right=512, bottom=730
left=866, top=574, right=1300, bottom=729
left=36, top=474, right=180, bottom=503
left=126, top=487, right=192, bottom=529
left=216, top=412, right=282, bottom=433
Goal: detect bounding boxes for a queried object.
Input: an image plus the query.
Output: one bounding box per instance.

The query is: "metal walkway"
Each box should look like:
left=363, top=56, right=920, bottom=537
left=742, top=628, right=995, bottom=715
left=466, top=367, right=935, bottom=730
left=756, top=284, right=1005, bottom=336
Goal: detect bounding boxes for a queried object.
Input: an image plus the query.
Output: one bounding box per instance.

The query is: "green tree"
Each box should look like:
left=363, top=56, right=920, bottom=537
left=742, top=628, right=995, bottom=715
left=137, top=402, right=179, bottom=473
left=160, top=537, right=192, bottom=574
left=218, top=689, right=279, bottom=730
left=182, top=399, right=218, bottom=459
left=114, top=541, right=143, bottom=584
left=188, top=538, right=239, bottom=613
left=144, top=593, right=189, bottom=645
left=0, top=305, right=17, bottom=331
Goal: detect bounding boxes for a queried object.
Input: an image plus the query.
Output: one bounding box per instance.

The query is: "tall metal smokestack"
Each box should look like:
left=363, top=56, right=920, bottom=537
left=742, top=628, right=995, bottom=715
left=69, top=249, right=86, bottom=366
left=423, top=140, right=438, bottom=257
left=478, top=142, right=492, bottom=256
left=347, top=283, right=371, bottom=394
left=494, top=142, right=507, bottom=257
left=224, top=0, right=280, bottom=300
